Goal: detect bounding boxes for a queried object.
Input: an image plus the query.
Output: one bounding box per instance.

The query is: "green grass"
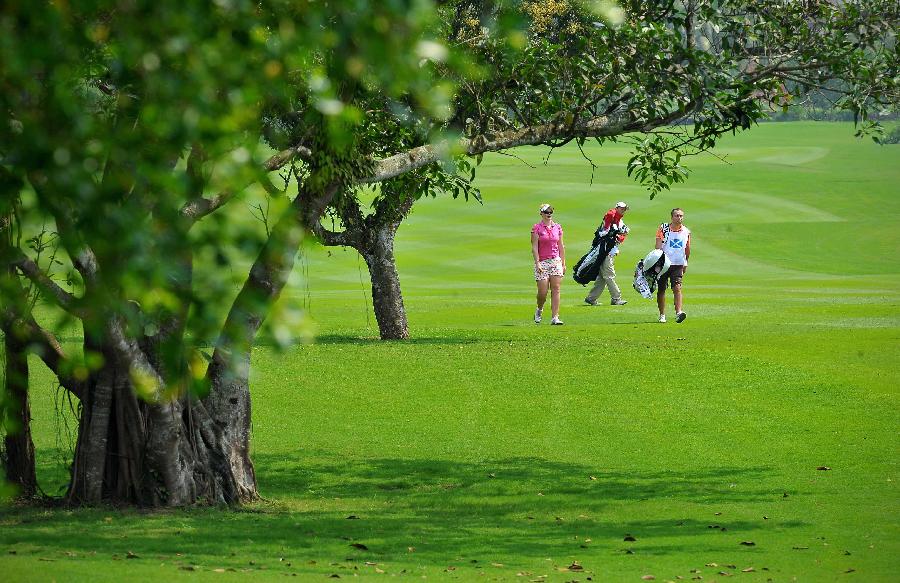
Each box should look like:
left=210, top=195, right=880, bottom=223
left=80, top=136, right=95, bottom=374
left=2, top=122, right=899, bottom=582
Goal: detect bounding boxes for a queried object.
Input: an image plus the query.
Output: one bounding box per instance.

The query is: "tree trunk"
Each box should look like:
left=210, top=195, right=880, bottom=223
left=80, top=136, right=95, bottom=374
left=65, top=340, right=247, bottom=506
left=204, top=351, right=258, bottom=502
left=361, top=225, right=409, bottom=340
left=2, top=332, right=38, bottom=499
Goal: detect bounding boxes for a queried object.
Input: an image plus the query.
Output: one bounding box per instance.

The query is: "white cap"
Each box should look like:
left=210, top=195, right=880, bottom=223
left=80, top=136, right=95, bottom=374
left=615, top=201, right=629, bottom=210
left=539, top=203, right=553, bottom=213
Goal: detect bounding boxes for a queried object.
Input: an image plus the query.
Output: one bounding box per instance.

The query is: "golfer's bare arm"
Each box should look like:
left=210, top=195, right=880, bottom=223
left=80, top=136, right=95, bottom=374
left=684, top=236, right=691, bottom=272
left=531, top=232, right=541, bottom=265
left=558, top=234, right=565, bottom=270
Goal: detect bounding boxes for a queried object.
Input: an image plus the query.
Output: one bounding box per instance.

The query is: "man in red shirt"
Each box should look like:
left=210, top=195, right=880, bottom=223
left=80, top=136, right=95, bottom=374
left=584, top=201, right=629, bottom=306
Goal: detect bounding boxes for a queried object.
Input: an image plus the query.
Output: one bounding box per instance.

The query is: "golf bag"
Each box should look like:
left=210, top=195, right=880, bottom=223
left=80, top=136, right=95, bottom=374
left=633, top=249, right=671, bottom=299
left=572, top=222, right=628, bottom=285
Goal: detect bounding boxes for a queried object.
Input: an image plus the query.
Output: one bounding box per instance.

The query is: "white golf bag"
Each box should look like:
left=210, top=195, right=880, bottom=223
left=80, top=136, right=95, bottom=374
left=633, top=249, right=671, bottom=299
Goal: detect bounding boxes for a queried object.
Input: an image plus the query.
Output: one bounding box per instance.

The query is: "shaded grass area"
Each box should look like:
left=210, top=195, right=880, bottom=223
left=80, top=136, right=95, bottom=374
left=0, top=454, right=864, bottom=581
left=2, top=123, right=899, bottom=581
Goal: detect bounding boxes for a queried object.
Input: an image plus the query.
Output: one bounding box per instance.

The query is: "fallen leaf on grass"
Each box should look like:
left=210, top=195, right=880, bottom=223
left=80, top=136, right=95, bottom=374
left=126, top=551, right=139, bottom=559
left=213, top=568, right=225, bottom=573
left=792, top=546, right=809, bottom=550
left=345, top=515, right=360, bottom=520
left=817, top=466, right=831, bottom=471
left=742, top=567, right=755, bottom=572
left=491, top=562, right=505, bottom=567
left=349, top=543, right=369, bottom=551
left=589, top=476, right=597, bottom=481
left=623, top=534, right=637, bottom=541
left=180, top=565, right=196, bottom=571
left=740, top=541, right=755, bottom=546
left=704, top=563, right=717, bottom=567
left=642, top=576, right=655, bottom=580
left=845, top=568, right=856, bottom=573
left=568, top=562, right=584, bottom=571
left=717, top=571, right=732, bottom=577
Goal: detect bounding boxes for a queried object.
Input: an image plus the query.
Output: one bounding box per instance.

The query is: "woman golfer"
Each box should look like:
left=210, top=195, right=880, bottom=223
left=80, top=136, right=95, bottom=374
left=531, top=203, right=566, bottom=325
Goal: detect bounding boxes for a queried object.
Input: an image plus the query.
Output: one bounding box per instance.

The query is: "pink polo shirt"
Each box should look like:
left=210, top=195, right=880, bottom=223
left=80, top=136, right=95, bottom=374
left=532, top=222, right=563, bottom=260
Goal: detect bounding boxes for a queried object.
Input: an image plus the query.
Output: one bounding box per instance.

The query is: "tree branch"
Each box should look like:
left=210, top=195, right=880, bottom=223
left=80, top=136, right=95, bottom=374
left=209, top=171, right=341, bottom=371
left=364, top=110, right=635, bottom=184
left=9, top=248, right=82, bottom=316
left=0, top=313, right=84, bottom=400
left=180, top=144, right=313, bottom=224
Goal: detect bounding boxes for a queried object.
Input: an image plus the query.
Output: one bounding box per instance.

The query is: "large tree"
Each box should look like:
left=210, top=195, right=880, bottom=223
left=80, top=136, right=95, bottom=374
left=0, top=0, right=461, bottom=505
left=1, top=0, right=896, bottom=504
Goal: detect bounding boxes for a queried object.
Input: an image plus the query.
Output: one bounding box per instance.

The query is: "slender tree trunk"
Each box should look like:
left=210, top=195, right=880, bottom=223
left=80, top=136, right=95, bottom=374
left=360, top=225, right=409, bottom=340
left=204, top=352, right=258, bottom=501
left=68, top=341, right=141, bottom=505
left=2, top=331, right=38, bottom=498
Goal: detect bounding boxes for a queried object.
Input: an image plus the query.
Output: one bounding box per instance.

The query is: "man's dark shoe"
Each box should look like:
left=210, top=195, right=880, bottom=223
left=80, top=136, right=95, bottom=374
left=676, top=311, right=686, bottom=323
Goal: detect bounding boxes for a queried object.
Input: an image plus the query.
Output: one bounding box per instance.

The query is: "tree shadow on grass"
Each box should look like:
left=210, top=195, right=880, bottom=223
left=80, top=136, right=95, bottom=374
left=310, top=334, right=485, bottom=346
left=1, top=454, right=802, bottom=575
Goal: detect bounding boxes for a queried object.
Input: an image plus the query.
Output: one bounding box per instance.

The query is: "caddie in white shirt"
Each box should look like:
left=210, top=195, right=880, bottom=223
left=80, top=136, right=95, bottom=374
left=655, top=208, right=691, bottom=323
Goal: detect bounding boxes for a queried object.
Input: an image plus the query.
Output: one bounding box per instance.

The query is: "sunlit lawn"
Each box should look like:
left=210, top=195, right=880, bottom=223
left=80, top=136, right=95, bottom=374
left=2, top=122, right=899, bottom=581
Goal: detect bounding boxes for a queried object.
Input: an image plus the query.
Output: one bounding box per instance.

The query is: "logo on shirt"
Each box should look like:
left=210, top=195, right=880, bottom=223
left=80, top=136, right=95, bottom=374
left=668, top=239, right=684, bottom=249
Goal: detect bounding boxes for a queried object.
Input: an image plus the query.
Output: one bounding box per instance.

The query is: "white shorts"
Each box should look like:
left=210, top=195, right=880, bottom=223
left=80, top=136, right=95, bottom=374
left=534, top=257, right=564, bottom=281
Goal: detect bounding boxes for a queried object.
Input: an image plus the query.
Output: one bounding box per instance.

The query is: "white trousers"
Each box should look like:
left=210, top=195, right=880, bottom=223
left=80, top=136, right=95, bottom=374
left=585, top=253, right=621, bottom=302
